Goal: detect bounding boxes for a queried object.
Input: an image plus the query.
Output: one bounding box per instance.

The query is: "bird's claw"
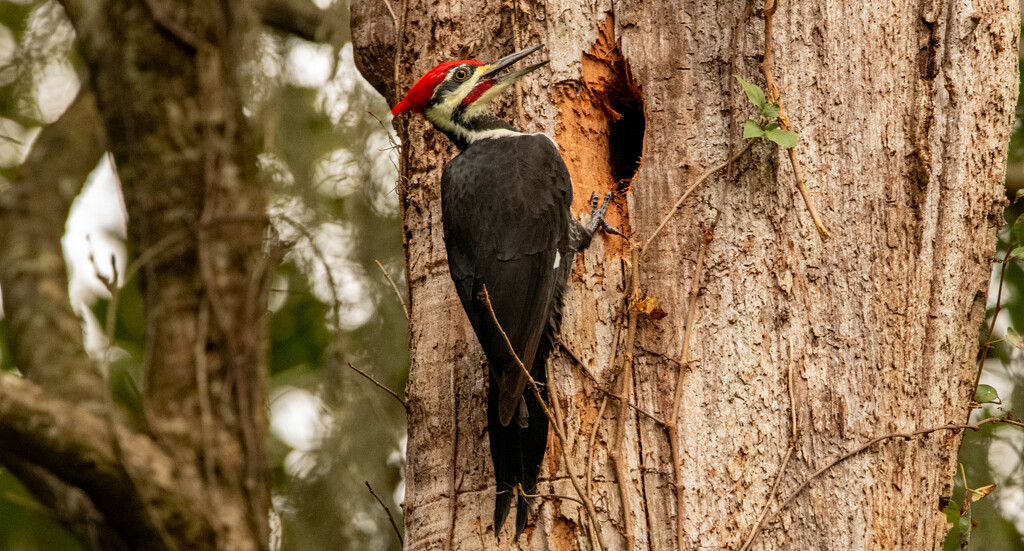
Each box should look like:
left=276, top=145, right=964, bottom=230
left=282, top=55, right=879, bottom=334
left=586, top=191, right=624, bottom=237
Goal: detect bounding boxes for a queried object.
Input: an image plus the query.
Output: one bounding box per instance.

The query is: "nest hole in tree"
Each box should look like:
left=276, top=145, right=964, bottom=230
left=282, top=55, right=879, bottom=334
left=583, top=16, right=645, bottom=188
left=606, top=88, right=644, bottom=185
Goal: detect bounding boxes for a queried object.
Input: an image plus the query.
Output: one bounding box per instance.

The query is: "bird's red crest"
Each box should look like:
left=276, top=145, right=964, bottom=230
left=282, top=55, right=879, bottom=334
left=391, top=60, right=484, bottom=115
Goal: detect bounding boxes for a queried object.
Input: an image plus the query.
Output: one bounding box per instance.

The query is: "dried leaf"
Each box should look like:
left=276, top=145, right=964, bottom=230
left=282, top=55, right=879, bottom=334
left=970, top=484, right=996, bottom=502
left=634, top=296, right=668, bottom=320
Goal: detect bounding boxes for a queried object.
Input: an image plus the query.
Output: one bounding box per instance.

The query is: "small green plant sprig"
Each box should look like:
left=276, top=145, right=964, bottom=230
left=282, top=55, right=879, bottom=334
left=942, top=464, right=997, bottom=550
left=735, top=75, right=798, bottom=148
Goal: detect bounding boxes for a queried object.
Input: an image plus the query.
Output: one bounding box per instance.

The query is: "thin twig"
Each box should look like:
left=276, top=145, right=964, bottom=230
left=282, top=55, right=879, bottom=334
left=480, top=286, right=606, bottom=551
left=276, top=215, right=343, bottom=329
left=547, top=370, right=572, bottom=466
left=544, top=371, right=600, bottom=547
left=738, top=339, right=799, bottom=551
left=970, top=252, right=1010, bottom=421
left=192, top=297, right=229, bottom=545
left=0, top=488, right=54, bottom=516
left=642, top=141, right=753, bottom=255
left=86, top=249, right=120, bottom=376
left=587, top=311, right=623, bottom=503
left=366, top=481, right=403, bottom=546
left=380, top=0, right=398, bottom=30
left=348, top=363, right=406, bottom=409
left=669, top=226, right=712, bottom=423
left=88, top=250, right=181, bottom=551
left=194, top=300, right=217, bottom=489
left=666, top=225, right=712, bottom=550
left=564, top=346, right=665, bottom=426
left=375, top=259, right=409, bottom=320
left=519, top=486, right=585, bottom=506
left=759, top=0, right=829, bottom=242
left=143, top=0, right=198, bottom=48
left=745, top=417, right=1012, bottom=547
left=586, top=396, right=609, bottom=502
left=447, top=357, right=458, bottom=551
left=611, top=247, right=642, bottom=550
left=583, top=312, right=624, bottom=550
left=600, top=385, right=665, bottom=426
left=123, top=230, right=189, bottom=284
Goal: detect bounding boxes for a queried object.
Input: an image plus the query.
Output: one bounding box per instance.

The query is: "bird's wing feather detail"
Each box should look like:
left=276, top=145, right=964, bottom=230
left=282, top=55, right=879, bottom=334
left=441, top=133, right=571, bottom=425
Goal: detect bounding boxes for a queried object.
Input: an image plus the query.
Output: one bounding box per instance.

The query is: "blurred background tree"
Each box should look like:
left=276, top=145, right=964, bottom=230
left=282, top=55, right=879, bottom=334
left=0, top=0, right=407, bottom=549
left=0, top=0, right=1020, bottom=549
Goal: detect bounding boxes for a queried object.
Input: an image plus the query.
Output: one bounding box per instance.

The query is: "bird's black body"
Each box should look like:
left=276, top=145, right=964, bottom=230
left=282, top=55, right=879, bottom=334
left=442, top=132, right=587, bottom=536
left=391, top=44, right=617, bottom=539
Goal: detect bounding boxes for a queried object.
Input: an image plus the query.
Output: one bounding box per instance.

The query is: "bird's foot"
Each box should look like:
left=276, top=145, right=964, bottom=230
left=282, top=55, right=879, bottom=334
left=585, top=192, right=624, bottom=237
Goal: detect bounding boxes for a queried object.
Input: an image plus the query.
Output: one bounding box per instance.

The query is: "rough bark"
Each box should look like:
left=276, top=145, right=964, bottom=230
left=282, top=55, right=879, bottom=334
left=58, top=0, right=272, bottom=547
left=352, top=0, right=1019, bottom=549
left=0, top=0, right=334, bottom=549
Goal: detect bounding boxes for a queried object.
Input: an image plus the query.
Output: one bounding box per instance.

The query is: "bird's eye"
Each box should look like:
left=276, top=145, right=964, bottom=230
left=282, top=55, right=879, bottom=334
left=453, top=68, right=470, bottom=81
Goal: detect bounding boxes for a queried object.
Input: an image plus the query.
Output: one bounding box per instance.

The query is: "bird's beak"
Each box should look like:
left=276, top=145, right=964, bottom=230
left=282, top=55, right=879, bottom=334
left=479, top=44, right=549, bottom=83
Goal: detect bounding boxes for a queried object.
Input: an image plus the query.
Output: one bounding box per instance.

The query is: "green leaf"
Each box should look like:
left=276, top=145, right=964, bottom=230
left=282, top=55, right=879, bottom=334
left=1006, top=326, right=1023, bottom=348
left=1010, top=215, right=1024, bottom=246
left=943, top=502, right=961, bottom=525
left=735, top=75, right=767, bottom=109
left=760, top=102, right=781, bottom=119
left=958, top=503, right=971, bottom=548
left=765, top=122, right=780, bottom=131
left=974, top=384, right=1000, bottom=404
left=765, top=128, right=799, bottom=148
left=1009, top=246, right=1024, bottom=260
left=743, top=120, right=765, bottom=139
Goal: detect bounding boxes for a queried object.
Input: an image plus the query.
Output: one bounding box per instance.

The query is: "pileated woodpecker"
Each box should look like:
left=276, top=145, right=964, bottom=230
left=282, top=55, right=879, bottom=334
left=392, top=44, right=619, bottom=538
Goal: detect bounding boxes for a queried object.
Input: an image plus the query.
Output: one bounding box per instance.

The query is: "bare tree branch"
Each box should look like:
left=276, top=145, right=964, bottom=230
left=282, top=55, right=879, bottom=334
left=0, top=454, right=129, bottom=551
left=365, top=481, right=403, bottom=546
left=0, top=374, right=216, bottom=550
left=348, top=362, right=407, bottom=409
left=256, top=0, right=328, bottom=42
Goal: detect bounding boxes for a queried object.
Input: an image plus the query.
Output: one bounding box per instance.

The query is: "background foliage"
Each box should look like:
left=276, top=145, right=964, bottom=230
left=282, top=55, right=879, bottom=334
left=0, top=1, right=1020, bottom=549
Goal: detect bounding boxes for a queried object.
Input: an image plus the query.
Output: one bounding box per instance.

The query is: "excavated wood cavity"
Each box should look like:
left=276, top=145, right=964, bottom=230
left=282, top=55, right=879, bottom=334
left=555, top=15, right=644, bottom=256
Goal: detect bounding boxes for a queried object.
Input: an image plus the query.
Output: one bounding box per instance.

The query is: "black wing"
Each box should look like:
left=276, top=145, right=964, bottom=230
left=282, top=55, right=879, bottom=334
left=442, top=133, right=572, bottom=536
left=441, top=133, right=572, bottom=425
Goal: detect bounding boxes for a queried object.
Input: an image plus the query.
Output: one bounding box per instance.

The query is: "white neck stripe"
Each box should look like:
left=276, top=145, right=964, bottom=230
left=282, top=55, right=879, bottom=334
left=424, top=110, right=526, bottom=144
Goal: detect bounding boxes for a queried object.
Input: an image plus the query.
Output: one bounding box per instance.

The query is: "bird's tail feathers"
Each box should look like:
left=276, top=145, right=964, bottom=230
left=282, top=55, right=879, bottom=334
left=489, top=371, right=548, bottom=539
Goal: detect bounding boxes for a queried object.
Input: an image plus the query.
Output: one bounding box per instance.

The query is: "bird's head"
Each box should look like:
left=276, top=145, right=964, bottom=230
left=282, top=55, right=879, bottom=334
left=391, top=45, right=548, bottom=143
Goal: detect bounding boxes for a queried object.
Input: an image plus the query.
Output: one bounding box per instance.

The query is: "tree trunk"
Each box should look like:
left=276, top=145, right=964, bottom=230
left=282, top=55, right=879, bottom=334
left=353, top=0, right=1019, bottom=549
left=0, top=1, right=288, bottom=549
left=64, top=0, right=271, bottom=547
